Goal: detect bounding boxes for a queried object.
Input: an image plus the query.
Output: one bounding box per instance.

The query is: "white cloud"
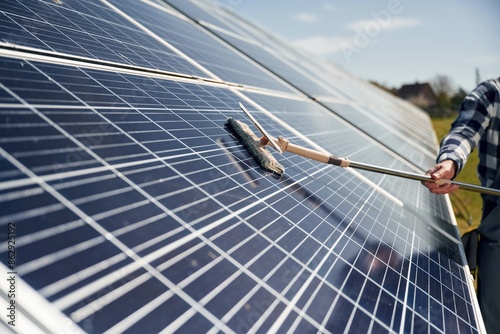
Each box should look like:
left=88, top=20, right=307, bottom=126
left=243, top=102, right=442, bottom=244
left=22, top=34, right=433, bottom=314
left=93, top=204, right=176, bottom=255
left=322, top=3, right=335, bottom=12
left=346, top=17, right=420, bottom=32
left=292, top=35, right=352, bottom=57
left=292, top=12, right=319, bottom=24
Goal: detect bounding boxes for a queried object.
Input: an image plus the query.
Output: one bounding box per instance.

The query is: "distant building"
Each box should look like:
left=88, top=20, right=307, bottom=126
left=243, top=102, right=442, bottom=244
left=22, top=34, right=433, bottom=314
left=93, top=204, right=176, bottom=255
left=397, top=82, right=439, bottom=108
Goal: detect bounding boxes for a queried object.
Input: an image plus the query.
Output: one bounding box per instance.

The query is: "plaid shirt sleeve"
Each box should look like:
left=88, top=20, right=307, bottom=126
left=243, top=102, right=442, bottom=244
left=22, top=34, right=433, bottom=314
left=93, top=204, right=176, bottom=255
left=437, top=78, right=500, bottom=185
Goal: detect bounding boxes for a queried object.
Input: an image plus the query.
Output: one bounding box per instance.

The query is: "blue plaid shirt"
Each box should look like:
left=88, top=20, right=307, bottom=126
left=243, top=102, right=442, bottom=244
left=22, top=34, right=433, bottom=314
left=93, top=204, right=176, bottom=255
left=437, top=78, right=500, bottom=192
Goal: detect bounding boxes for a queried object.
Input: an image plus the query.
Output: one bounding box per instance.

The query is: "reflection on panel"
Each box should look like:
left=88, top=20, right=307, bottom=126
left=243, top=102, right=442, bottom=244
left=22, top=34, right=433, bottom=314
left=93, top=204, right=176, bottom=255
left=108, top=0, right=295, bottom=93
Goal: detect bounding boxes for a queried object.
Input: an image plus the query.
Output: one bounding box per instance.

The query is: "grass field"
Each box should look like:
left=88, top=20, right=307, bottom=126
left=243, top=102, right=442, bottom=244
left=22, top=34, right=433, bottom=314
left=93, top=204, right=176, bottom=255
left=430, top=116, right=482, bottom=235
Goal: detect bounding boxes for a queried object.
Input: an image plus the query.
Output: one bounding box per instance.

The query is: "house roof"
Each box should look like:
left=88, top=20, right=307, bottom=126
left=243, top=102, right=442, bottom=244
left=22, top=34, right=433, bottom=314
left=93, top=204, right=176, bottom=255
left=398, top=82, right=439, bottom=107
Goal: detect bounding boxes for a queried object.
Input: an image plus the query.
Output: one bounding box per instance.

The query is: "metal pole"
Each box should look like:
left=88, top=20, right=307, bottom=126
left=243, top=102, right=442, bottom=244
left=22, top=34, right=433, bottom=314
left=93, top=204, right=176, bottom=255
left=348, top=160, right=500, bottom=197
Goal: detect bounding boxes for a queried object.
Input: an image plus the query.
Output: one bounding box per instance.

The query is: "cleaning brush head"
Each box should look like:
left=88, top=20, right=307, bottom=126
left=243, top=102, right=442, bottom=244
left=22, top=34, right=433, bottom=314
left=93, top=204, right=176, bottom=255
left=226, top=117, right=285, bottom=176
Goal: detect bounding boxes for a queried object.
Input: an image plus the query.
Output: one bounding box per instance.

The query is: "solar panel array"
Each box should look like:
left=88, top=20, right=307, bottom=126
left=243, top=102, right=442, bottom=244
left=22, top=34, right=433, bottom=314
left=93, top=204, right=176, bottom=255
left=0, top=0, right=484, bottom=333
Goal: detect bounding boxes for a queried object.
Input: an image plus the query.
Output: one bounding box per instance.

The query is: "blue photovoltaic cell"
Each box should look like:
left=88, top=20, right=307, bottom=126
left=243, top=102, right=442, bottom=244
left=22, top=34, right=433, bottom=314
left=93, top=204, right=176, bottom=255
left=0, top=0, right=483, bottom=333
left=108, top=0, right=296, bottom=94
left=321, top=101, right=437, bottom=170
left=161, top=0, right=240, bottom=35
left=0, top=0, right=209, bottom=77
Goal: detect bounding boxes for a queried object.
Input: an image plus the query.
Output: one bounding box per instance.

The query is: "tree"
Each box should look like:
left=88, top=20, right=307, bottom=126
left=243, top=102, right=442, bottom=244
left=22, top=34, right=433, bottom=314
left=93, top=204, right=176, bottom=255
left=431, top=75, right=455, bottom=96
left=450, top=88, right=468, bottom=112
left=430, top=75, right=455, bottom=112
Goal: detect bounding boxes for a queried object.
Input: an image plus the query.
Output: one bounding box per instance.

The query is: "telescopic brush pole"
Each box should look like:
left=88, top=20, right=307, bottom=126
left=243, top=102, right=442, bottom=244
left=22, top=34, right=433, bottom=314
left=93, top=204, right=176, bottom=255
left=230, top=103, right=500, bottom=197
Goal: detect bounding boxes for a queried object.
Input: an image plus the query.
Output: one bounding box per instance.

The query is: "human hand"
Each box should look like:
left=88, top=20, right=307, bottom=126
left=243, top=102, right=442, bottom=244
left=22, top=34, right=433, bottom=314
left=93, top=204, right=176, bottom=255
left=422, top=160, right=459, bottom=194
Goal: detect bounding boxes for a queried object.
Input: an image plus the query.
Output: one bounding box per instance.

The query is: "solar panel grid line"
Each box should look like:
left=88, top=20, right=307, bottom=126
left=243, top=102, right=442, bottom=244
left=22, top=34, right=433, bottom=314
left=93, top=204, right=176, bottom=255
left=109, top=202, right=329, bottom=332
left=70, top=0, right=211, bottom=73
left=98, top=0, right=222, bottom=81
left=102, top=289, right=177, bottom=334
left=17, top=234, right=106, bottom=276
left=197, top=18, right=253, bottom=46
left=269, top=189, right=371, bottom=331
left=240, top=103, right=416, bottom=206
left=166, top=167, right=362, bottom=332
left=31, top=204, right=218, bottom=291
left=196, top=4, right=300, bottom=63
left=180, top=0, right=285, bottom=49
left=215, top=285, right=263, bottom=332
left=0, top=43, right=209, bottom=88
left=313, top=101, right=436, bottom=171
left=339, top=102, right=437, bottom=160
left=4, top=3, right=146, bottom=66
left=2, top=11, right=53, bottom=52
left=266, top=190, right=401, bottom=333
left=233, top=238, right=338, bottom=332
left=0, top=69, right=245, bottom=331
left=415, top=242, right=457, bottom=333
left=19, top=62, right=241, bottom=212
left=0, top=151, right=186, bottom=193
left=0, top=184, right=43, bottom=203
left=152, top=237, right=253, bottom=330
left=288, top=276, right=338, bottom=333
left=0, top=46, right=307, bottom=118
left=140, top=0, right=188, bottom=20
left=109, top=0, right=303, bottom=95
left=1, top=217, right=84, bottom=250
left=43, top=164, right=318, bottom=310
left=293, top=209, right=402, bottom=333
left=38, top=251, right=129, bottom=299
left=343, top=272, right=384, bottom=333
left=13, top=202, right=161, bottom=275
left=159, top=305, right=199, bottom=334
left=320, top=286, right=351, bottom=333
left=399, top=230, right=417, bottom=333
left=0, top=200, right=64, bottom=226
left=372, top=103, right=428, bottom=133
left=46, top=160, right=332, bottom=330
left=70, top=271, right=152, bottom=324
left=338, top=214, right=406, bottom=326
left=162, top=0, right=245, bottom=36
left=286, top=53, right=404, bottom=115
left=420, top=245, right=461, bottom=330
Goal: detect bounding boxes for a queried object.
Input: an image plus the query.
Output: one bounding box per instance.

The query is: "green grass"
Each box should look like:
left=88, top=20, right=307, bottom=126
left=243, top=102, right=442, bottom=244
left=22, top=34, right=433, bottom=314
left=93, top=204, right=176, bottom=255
left=431, top=116, right=482, bottom=234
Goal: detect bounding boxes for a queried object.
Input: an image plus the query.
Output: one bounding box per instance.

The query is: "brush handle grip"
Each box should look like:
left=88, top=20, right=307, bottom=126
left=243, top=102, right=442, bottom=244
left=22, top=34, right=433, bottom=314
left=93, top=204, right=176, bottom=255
left=277, top=137, right=328, bottom=162
left=277, top=137, right=350, bottom=167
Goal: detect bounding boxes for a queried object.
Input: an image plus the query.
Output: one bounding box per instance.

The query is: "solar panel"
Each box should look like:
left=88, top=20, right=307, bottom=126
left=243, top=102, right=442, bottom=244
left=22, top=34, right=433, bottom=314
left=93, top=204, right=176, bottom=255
left=0, top=0, right=484, bottom=333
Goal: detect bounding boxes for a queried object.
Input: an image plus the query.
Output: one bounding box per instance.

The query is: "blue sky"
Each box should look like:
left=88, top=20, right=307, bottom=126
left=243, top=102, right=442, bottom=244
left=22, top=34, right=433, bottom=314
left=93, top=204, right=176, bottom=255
left=222, top=0, right=500, bottom=92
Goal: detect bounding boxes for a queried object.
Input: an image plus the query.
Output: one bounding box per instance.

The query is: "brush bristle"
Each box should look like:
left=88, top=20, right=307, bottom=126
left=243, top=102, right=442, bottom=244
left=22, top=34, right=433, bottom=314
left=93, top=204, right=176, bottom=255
left=226, top=117, right=284, bottom=175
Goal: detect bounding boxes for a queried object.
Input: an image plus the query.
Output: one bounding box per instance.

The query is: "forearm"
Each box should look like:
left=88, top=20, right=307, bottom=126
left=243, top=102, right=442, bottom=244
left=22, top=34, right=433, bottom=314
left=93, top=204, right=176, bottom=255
left=436, top=129, right=474, bottom=176
left=436, top=83, right=494, bottom=174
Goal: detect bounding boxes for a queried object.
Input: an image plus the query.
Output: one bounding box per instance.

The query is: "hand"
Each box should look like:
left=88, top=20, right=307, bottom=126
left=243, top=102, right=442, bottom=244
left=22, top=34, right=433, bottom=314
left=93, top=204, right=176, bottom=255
left=422, top=160, right=459, bottom=194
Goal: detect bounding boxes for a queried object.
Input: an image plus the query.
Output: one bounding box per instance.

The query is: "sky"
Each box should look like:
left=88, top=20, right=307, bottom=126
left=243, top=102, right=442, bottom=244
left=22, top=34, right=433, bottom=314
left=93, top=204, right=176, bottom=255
left=220, top=0, right=500, bottom=93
